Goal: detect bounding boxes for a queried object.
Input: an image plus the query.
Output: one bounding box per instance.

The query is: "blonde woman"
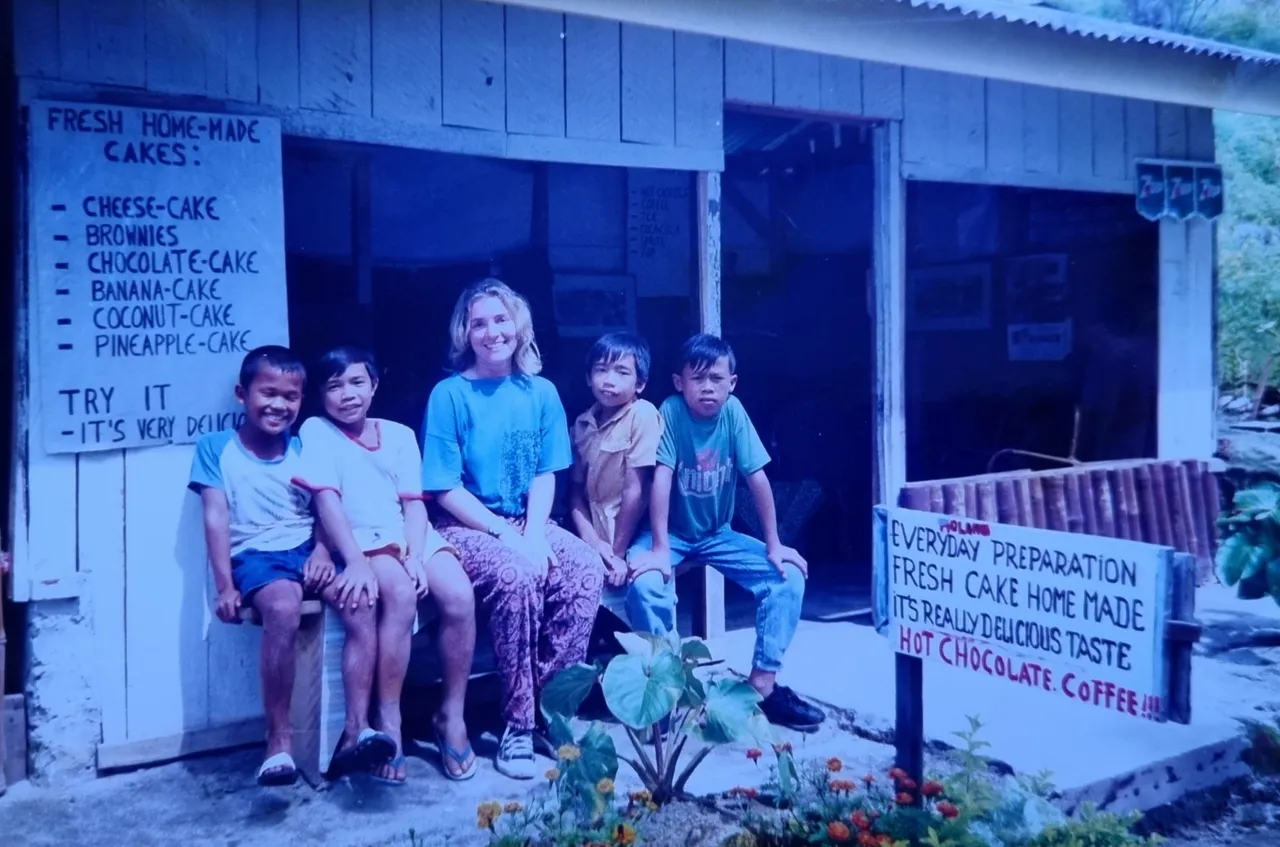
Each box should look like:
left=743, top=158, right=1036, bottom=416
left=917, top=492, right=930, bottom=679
left=421, top=278, right=603, bottom=780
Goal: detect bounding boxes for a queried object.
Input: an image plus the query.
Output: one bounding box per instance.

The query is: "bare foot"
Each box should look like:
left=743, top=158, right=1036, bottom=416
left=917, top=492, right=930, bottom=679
left=433, top=711, right=475, bottom=778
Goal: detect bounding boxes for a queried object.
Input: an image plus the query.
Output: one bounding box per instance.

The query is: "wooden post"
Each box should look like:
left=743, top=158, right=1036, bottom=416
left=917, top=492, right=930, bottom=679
left=1, top=553, right=7, bottom=797
left=895, top=652, right=925, bottom=801
left=872, top=122, right=907, bottom=511
left=692, top=171, right=726, bottom=641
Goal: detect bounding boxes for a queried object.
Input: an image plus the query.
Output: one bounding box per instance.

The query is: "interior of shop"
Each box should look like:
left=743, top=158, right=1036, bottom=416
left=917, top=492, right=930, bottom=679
left=904, top=182, right=1161, bottom=485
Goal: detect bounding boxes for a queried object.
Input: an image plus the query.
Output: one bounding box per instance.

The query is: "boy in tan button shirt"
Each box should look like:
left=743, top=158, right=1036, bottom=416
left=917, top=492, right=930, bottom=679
left=570, top=332, right=663, bottom=587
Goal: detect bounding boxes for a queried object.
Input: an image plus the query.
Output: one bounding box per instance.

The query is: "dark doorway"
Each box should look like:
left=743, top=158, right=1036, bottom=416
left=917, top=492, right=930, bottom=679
left=719, top=110, right=878, bottom=624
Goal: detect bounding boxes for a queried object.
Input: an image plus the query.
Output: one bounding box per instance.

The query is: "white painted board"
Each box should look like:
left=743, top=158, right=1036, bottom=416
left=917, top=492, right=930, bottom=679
left=29, top=100, right=287, bottom=454
left=626, top=168, right=693, bottom=298
left=874, top=507, right=1171, bottom=722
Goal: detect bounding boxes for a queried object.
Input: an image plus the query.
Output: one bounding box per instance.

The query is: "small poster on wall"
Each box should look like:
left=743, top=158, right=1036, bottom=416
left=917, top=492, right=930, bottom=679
left=551, top=274, right=637, bottom=338
left=905, top=263, right=992, bottom=331
left=1006, top=254, right=1072, bottom=362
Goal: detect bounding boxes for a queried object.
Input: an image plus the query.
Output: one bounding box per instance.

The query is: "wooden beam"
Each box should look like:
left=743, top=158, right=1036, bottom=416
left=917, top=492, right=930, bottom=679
left=97, top=717, right=265, bottom=772
left=694, top=172, right=726, bottom=641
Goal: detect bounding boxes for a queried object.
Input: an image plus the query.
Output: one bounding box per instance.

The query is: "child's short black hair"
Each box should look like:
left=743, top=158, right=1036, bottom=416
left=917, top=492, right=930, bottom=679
left=587, top=332, right=651, bottom=385
left=239, top=345, right=306, bottom=389
left=679, top=333, right=736, bottom=375
left=316, top=345, right=380, bottom=386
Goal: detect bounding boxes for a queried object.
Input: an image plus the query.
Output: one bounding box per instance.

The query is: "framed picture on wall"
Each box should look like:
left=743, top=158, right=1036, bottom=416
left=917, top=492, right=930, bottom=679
left=551, top=274, right=637, bottom=338
left=906, top=263, right=992, bottom=331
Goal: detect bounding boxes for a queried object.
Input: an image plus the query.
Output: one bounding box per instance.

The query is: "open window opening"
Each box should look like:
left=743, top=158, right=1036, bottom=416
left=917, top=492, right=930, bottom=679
left=904, top=182, right=1160, bottom=485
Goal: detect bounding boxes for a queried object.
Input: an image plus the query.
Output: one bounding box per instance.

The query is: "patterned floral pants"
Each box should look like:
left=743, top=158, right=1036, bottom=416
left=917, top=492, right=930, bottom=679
left=436, top=516, right=604, bottom=731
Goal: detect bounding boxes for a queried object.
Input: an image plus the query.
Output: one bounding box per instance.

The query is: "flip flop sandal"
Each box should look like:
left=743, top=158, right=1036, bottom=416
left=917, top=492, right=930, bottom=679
left=327, top=727, right=397, bottom=780
left=434, top=725, right=477, bottom=782
left=368, top=755, right=408, bottom=787
left=257, top=752, right=299, bottom=787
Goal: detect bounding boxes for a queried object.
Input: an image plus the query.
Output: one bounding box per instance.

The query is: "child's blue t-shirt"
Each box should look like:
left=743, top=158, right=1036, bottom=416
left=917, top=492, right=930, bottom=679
left=187, top=429, right=314, bottom=558
left=656, top=395, right=770, bottom=542
left=421, top=373, right=572, bottom=518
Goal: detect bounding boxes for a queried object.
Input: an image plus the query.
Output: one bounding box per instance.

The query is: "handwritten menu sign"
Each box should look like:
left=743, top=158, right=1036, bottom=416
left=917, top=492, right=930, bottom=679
left=626, top=169, right=693, bottom=298
left=29, top=101, right=287, bottom=454
left=875, top=507, right=1171, bottom=722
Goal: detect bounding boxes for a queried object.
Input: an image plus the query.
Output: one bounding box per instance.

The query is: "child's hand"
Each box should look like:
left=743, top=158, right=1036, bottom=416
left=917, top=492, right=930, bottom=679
left=405, top=553, right=430, bottom=599
left=601, top=553, right=628, bottom=588
left=333, top=558, right=379, bottom=609
left=303, top=552, right=337, bottom=592
left=766, top=543, right=808, bottom=579
left=0, top=550, right=10, bottom=576
left=628, top=549, right=672, bottom=583
left=215, top=588, right=243, bottom=624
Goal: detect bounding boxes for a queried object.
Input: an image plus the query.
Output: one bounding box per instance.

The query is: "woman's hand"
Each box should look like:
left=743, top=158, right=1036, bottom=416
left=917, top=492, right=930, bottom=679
left=503, top=523, right=553, bottom=578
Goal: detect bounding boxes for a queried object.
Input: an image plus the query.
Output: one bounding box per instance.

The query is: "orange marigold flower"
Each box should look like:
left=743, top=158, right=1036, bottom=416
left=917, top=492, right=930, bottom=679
left=629, top=789, right=652, bottom=803
left=857, top=834, right=878, bottom=847
left=851, top=810, right=870, bottom=831
left=614, top=823, right=638, bottom=846
left=862, top=773, right=875, bottom=785
left=827, top=757, right=843, bottom=773
left=899, top=777, right=917, bottom=792
left=896, top=791, right=914, bottom=805
left=937, top=800, right=960, bottom=819
left=746, top=747, right=764, bottom=762
left=921, top=780, right=945, bottom=798
left=545, top=767, right=562, bottom=782
left=596, top=778, right=615, bottom=795
left=744, top=787, right=759, bottom=799
left=888, top=767, right=908, bottom=781
left=827, top=821, right=852, bottom=842
left=773, top=741, right=793, bottom=754
left=558, top=744, right=581, bottom=762
left=504, top=801, right=523, bottom=814
left=830, top=779, right=856, bottom=793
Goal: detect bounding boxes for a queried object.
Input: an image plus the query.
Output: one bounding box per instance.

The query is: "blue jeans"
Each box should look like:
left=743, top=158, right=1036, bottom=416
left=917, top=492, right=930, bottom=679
left=626, top=527, right=805, bottom=673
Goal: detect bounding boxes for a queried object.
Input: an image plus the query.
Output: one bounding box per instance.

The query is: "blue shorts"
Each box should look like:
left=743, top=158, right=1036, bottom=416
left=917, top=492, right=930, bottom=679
left=231, top=539, right=340, bottom=601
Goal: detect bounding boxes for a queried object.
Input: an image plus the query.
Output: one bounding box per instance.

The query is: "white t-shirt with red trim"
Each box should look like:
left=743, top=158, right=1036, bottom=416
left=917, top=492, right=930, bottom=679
left=295, top=416, right=425, bottom=554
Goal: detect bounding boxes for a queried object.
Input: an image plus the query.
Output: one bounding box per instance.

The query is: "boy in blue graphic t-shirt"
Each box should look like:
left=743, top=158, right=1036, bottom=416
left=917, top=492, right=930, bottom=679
left=627, top=334, right=826, bottom=732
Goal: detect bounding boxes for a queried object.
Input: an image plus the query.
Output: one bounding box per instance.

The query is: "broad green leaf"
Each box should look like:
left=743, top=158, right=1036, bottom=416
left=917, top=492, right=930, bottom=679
left=689, top=679, right=761, bottom=744
left=545, top=711, right=575, bottom=748
left=679, top=674, right=707, bottom=710
left=614, top=631, right=662, bottom=658
left=540, top=662, right=599, bottom=721
left=1239, top=555, right=1271, bottom=600
left=559, top=722, right=618, bottom=821
left=601, top=651, right=685, bottom=729
left=1234, top=482, right=1280, bottom=514
left=681, top=638, right=714, bottom=663
left=1219, top=533, right=1258, bottom=587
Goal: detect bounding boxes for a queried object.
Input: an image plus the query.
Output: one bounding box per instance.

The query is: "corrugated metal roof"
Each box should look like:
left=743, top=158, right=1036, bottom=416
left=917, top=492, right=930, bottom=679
left=895, top=0, right=1280, bottom=65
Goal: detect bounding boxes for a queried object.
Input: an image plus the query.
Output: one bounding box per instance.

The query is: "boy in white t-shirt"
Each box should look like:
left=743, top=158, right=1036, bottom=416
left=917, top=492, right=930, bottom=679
left=294, top=346, right=477, bottom=784
left=189, top=346, right=395, bottom=787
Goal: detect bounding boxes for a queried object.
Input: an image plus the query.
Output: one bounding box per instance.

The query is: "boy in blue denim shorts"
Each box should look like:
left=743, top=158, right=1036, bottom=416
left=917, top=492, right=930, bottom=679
left=189, top=346, right=392, bottom=786
left=627, top=334, right=826, bottom=732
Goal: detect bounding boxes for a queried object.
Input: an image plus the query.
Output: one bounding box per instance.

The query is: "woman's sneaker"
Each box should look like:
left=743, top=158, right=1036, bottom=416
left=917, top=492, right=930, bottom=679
left=759, top=685, right=825, bottom=732
left=496, top=725, right=536, bottom=780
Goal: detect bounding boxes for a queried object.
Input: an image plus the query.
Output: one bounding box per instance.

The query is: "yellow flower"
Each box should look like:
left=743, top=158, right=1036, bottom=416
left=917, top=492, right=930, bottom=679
left=545, top=767, right=562, bottom=782
left=504, top=801, right=524, bottom=814
left=558, top=744, right=581, bottom=762
left=596, top=777, right=616, bottom=795
left=629, top=789, right=652, bottom=803
left=646, top=801, right=659, bottom=812
left=614, top=823, right=638, bottom=845
left=476, top=801, right=503, bottom=829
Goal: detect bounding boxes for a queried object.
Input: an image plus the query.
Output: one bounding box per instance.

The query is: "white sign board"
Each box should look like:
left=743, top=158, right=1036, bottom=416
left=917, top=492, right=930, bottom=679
left=626, top=169, right=693, bottom=298
left=1007, top=319, right=1073, bottom=362
left=29, top=100, right=287, bottom=454
left=874, top=507, right=1171, bottom=722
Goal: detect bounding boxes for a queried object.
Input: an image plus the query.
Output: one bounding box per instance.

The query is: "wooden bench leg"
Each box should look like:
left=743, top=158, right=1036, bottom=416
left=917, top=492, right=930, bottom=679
left=290, top=610, right=324, bottom=786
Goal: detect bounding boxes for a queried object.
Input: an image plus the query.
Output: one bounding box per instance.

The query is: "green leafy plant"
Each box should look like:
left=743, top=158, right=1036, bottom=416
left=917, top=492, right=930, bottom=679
left=732, top=716, right=1159, bottom=847
left=473, top=752, right=654, bottom=847
left=541, top=631, right=785, bottom=806
left=1215, top=482, right=1280, bottom=604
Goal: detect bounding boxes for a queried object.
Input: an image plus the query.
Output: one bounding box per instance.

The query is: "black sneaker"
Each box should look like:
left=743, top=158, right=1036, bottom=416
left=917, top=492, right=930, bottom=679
left=759, top=685, right=825, bottom=732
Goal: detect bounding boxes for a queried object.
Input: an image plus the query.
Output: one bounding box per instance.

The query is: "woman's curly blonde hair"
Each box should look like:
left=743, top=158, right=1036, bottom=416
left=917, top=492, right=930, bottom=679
left=447, top=277, right=543, bottom=376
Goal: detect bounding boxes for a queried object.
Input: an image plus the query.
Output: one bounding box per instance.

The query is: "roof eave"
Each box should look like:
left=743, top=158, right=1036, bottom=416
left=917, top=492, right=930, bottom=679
left=499, top=0, right=1280, bottom=117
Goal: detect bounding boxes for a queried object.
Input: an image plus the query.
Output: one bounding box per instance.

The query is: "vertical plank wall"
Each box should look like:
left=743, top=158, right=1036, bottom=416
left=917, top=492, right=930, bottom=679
left=12, top=0, right=1219, bottom=760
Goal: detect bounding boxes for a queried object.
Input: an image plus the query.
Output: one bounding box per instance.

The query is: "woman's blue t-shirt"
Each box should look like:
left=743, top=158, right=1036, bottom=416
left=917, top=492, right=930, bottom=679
left=421, top=373, right=572, bottom=518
